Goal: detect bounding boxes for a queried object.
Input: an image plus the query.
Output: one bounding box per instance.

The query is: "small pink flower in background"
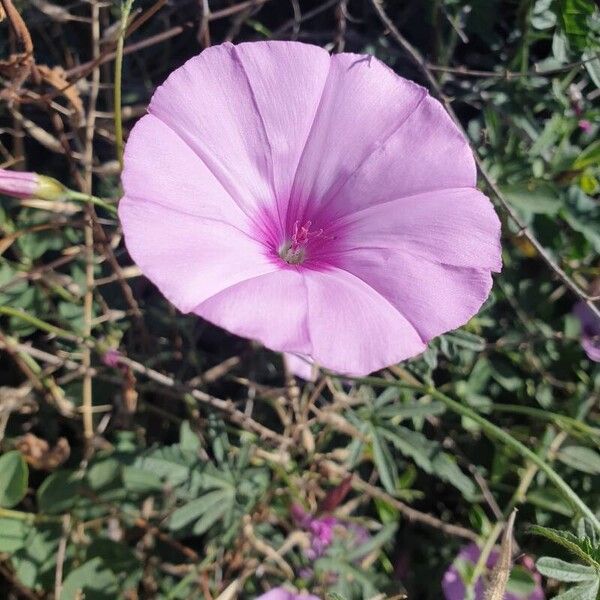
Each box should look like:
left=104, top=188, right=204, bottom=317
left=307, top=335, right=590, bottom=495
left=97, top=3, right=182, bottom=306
left=0, top=168, right=67, bottom=201
left=102, top=348, right=123, bottom=368
left=578, top=119, right=593, bottom=134
left=0, top=169, right=38, bottom=199
left=442, top=543, right=544, bottom=600
left=255, top=588, right=320, bottom=600
left=119, top=41, right=501, bottom=376
left=291, top=503, right=370, bottom=561
left=574, top=301, right=600, bottom=362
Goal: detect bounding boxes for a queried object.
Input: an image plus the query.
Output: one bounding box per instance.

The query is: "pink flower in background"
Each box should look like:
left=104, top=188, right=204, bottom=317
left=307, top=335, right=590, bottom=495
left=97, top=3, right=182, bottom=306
left=291, top=503, right=370, bottom=561
left=574, top=301, right=600, bottom=362
left=0, top=169, right=38, bottom=198
left=0, top=168, right=67, bottom=201
left=255, top=588, right=320, bottom=600
left=442, top=543, right=544, bottom=600
left=119, top=41, right=501, bottom=376
left=578, top=119, right=593, bottom=134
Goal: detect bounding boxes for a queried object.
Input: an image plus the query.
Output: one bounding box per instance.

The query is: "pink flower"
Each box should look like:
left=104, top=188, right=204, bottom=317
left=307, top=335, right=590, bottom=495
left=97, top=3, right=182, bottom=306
left=101, top=348, right=123, bottom=368
left=442, top=543, right=544, bottom=600
left=119, top=41, right=501, bottom=376
left=291, top=503, right=369, bottom=561
left=255, top=588, right=320, bottom=600
left=574, top=301, right=600, bottom=362
left=0, top=168, right=67, bottom=201
left=0, top=169, right=38, bottom=198
left=578, top=119, right=593, bottom=134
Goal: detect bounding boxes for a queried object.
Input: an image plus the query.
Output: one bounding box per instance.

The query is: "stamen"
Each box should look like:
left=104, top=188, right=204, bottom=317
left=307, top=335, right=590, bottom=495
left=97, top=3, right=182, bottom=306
left=280, top=220, right=325, bottom=265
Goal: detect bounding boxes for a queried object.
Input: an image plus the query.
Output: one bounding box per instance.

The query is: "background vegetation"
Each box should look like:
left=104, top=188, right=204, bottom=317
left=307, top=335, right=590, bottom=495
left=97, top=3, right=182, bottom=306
left=0, top=0, right=599, bottom=598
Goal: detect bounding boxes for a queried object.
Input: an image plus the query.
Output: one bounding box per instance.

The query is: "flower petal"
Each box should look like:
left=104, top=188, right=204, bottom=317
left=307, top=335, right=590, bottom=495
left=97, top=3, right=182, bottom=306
left=232, top=41, right=331, bottom=220
left=284, top=352, right=317, bottom=381
left=325, top=94, right=477, bottom=219
left=289, top=53, right=426, bottom=227
left=149, top=41, right=331, bottom=237
left=303, top=268, right=425, bottom=376
left=194, top=269, right=311, bottom=355
left=122, top=114, right=248, bottom=230
left=334, top=247, right=493, bottom=341
left=334, top=188, right=502, bottom=272
left=118, top=197, right=278, bottom=313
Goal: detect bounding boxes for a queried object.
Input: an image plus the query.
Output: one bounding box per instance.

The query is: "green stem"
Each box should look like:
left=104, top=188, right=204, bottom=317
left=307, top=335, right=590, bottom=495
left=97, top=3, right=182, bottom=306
left=0, top=306, right=82, bottom=342
left=352, top=376, right=600, bottom=534
left=491, top=404, right=600, bottom=443
left=114, top=0, right=134, bottom=170
left=0, top=507, right=62, bottom=524
left=66, top=190, right=117, bottom=215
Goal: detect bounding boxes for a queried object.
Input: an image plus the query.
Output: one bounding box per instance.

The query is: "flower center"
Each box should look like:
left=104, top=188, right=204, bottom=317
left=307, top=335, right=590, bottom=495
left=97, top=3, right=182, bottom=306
left=278, top=220, right=324, bottom=265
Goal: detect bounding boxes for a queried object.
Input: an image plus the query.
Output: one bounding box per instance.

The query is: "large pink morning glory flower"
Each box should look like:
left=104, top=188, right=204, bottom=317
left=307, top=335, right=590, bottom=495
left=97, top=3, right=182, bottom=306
left=119, top=41, right=501, bottom=376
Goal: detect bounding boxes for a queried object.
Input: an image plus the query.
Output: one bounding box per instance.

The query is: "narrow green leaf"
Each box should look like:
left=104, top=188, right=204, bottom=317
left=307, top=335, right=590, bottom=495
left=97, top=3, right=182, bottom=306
left=557, top=446, right=600, bottom=475
left=529, top=526, right=600, bottom=569
left=536, top=557, right=597, bottom=582
left=169, top=489, right=232, bottom=531
left=370, top=427, right=397, bottom=495
left=346, top=522, right=397, bottom=563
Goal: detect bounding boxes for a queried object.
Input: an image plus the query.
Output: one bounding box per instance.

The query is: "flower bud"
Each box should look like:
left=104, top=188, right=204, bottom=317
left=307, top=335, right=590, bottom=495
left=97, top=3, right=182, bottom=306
left=0, top=168, right=67, bottom=201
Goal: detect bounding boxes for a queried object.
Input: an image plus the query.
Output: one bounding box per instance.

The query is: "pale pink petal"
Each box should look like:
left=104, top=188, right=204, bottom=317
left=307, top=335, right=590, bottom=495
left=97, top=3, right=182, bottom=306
left=122, top=114, right=248, bottom=230
left=0, top=169, right=38, bottom=199
left=118, top=198, right=278, bottom=313
left=303, top=268, right=425, bottom=376
left=149, top=42, right=330, bottom=236
left=232, top=41, right=330, bottom=221
left=288, top=53, right=426, bottom=227
left=333, top=188, right=502, bottom=272
left=284, top=352, right=317, bottom=381
left=326, top=95, right=476, bottom=219
left=194, top=270, right=311, bottom=355
left=334, top=248, right=493, bottom=340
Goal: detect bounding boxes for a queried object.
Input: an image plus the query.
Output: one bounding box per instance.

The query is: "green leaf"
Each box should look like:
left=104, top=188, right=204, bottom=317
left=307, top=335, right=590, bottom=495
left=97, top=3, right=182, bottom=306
left=559, top=0, right=598, bottom=50
left=562, top=209, right=600, bottom=253
left=0, top=518, right=29, bottom=552
left=376, top=401, right=446, bottom=420
left=345, top=522, right=397, bottom=562
left=506, top=565, right=538, bottom=596
left=502, top=181, right=562, bottom=216
left=574, top=140, right=600, bottom=170
left=86, top=458, right=122, bottom=490
left=553, top=579, right=600, bottom=600
left=557, top=446, right=600, bottom=475
left=37, top=470, right=80, bottom=514
left=0, top=451, right=28, bottom=508
left=122, top=466, right=163, bottom=493
left=378, top=426, right=475, bottom=498
left=168, top=489, right=233, bottom=531
left=60, top=557, right=118, bottom=600
left=536, top=557, right=597, bottom=581
left=192, top=500, right=232, bottom=535
left=529, top=525, right=600, bottom=569
left=179, top=421, right=201, bottom=453
left=370, top=427, right=398, bottom=495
